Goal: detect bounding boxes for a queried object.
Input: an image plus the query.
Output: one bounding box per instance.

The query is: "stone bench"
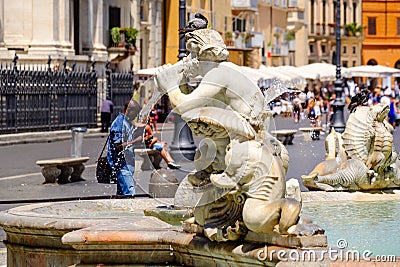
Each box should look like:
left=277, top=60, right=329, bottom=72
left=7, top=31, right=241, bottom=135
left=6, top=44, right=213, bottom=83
left=299, top=127, right=322, bottom=141
left=134, top=148, right=162, bottom=170
left=271, top=130, right=297, bottom=145
left=36, top=157, right=90, bottom=184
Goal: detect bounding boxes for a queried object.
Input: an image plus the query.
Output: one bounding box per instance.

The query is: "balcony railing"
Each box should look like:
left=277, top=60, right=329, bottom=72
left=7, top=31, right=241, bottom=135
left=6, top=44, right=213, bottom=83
left=288, top=0, right=298, bottom=7
left=287, top=10, right=304, bottom=21
left=310, top=23, right=364, bottom=38
left=232, top=0, right=258, bottom=11
left=287, top=10, right=305, bottom=31
left=225, top=31, right=264, bottom=49
left=288, top=40, right=296, bottom=51
left=249, top=32, right=264, bottom=48
left=271, top=44, right=289, bottom=56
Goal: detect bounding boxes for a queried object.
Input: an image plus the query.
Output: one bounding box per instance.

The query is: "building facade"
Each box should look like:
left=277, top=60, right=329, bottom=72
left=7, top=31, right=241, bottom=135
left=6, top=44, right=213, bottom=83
left=362, top=0, right=400, bottom=68
left=163, top=0, right=232, bottom=65
left=0, top=0, right=163, bottom=72
left=287, top=0, right=307, bottom=66
left=307, top=0, right=363, bottom=67
left=257, top=0, right=289, bottom=67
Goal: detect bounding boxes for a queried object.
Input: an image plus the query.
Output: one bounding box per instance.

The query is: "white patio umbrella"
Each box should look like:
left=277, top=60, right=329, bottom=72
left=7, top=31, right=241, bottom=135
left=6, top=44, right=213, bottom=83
left=297, top=63, right=349, bottom=81
left=258, top=65, right=298, bottom=82
left=275, top=65, right=310, bottom=80
left=240, top=66, right=275, bottom=84
left=346, top=65, right=400, bottom=78
left=260, top=65, right=307, bottom=89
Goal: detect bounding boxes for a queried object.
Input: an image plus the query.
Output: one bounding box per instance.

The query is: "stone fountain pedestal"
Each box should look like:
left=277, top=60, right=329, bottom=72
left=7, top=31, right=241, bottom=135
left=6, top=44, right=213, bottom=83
left=0, top=199, right=329, bottom=267
left=4, top=190, right=400, bottom=265
left=61, top=218, right=327, bottom=266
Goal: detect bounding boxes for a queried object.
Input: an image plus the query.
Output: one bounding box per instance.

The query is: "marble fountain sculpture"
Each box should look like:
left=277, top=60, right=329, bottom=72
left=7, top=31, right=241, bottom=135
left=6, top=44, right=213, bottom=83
left=302, top=103, right=400, bottom=191
left=155, top=27, right=324, bottom=242
left=0, top=27, right=327, bottom=266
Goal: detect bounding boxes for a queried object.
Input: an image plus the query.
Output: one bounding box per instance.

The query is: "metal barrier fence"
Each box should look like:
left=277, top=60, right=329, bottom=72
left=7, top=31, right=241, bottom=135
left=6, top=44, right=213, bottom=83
left=0, top=57, right=134, bottom=134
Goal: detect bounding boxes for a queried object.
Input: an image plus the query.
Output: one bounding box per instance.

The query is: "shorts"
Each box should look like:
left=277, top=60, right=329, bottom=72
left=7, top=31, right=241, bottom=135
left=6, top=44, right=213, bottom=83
left=153, top=142, right=164, bottom=151
left=389, top=114, right=396, bottom=124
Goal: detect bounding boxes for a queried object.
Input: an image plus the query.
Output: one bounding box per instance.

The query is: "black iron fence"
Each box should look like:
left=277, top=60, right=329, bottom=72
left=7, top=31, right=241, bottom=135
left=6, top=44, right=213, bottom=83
left=0, top=56, right=134, bottom=134
left=105, top=61, right=134, bottom=119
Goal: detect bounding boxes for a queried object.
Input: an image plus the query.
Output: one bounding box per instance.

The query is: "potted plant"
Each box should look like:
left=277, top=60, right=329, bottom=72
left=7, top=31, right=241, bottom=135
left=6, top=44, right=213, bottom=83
left=241, top=32, right=255, bottom=48
left=344, top=22, right=363, bottom=36
left=123, top=27, right=139, bottom=48
left=110, top=27, right=121, bottom=46
left=225, top=31, right=233, bottom=41
left=224, top=31, right=234, bottom=46
left=285, top=31, right=295, bottom=41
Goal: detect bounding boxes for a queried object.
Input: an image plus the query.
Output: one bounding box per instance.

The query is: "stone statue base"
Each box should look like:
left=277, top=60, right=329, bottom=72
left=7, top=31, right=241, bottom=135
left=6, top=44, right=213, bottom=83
left=182, top=220, right=327, bottom=249
left=245, top=231, right=327, bottom=249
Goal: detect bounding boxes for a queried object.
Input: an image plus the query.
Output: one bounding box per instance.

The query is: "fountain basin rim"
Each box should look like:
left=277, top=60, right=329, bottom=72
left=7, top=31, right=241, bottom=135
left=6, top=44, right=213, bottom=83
left=0, top=199, right=176, bottom=231
left=301, top=190, right=400, bottom=203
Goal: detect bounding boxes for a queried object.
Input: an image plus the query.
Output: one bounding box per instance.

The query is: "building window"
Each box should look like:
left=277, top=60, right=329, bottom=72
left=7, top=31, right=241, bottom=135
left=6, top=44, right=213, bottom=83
left=333, top=2, right=337, bottom=22
left=224, top=16, right=228, bottom=32
left=310, top=44, right=314, bottom=54
left=397, top=18, right=400, bottom=35
left=353, top=3, right=357, bottom=23
left=109, top=6, right=121, bottom=46
left=140, top=0, right=148, bottom=22
left=311, top=0, right=315, bottom=34
left=321, top=44, right=326, bottom=54
left=343, top=45, right=347, bottom=54
left=353, top=60, right=356, bottom=67
left=233, top=18, right=246, bottom=32
left=109, top=7, right=121, bottom=29
left=200, top=0, right=205, bottom=10
left=343, top=2, right=347, bottom=25
left=352, top=45, right=356, bottom=54
left=289, top=0, right=298, bottom=7
left=368, top=17, right=376, bottom=35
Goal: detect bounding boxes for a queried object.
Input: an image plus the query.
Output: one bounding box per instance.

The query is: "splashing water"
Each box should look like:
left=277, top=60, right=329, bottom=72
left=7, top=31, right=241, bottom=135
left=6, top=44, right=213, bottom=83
left=139, top=77, right=163, bottom=120
left=263, top=78, right=297, bottom=106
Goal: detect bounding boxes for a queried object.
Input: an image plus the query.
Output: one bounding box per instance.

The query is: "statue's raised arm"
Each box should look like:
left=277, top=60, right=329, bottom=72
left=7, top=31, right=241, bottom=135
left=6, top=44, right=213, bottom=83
left=155, top=29, right=264, bottom=127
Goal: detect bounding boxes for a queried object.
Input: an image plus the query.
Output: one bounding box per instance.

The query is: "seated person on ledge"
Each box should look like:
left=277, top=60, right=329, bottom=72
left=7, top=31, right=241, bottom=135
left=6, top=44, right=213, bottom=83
left=137, top=116, right=181, bottom=170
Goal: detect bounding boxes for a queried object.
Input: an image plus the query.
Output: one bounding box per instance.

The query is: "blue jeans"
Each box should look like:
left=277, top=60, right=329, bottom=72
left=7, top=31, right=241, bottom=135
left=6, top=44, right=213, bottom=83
left=116, top=164, right=135, bottom=196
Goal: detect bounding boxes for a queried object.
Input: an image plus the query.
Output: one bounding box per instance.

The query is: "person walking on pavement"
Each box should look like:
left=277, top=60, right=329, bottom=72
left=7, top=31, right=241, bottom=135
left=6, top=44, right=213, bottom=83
left=292, top=94, right=302, bottom=123
left=100, top=96, right=114, bottom=133
left=107, top=100, right=142, bottom=196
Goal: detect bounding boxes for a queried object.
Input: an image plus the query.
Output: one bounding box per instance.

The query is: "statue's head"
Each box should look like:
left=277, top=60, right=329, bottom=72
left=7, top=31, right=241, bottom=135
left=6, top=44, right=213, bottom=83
left=371, top=103, right=390, bottom=122
left=185, top=29, right=229, bottom=62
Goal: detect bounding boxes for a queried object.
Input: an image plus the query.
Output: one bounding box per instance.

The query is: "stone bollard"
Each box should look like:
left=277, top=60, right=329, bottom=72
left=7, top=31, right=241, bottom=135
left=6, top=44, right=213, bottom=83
left=149, top=169, right=179, bottom=198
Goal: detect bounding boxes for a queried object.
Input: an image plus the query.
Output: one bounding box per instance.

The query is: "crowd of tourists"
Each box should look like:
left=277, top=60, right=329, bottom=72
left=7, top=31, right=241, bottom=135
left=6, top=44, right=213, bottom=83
left=269, top=79, right=400, bottom=129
